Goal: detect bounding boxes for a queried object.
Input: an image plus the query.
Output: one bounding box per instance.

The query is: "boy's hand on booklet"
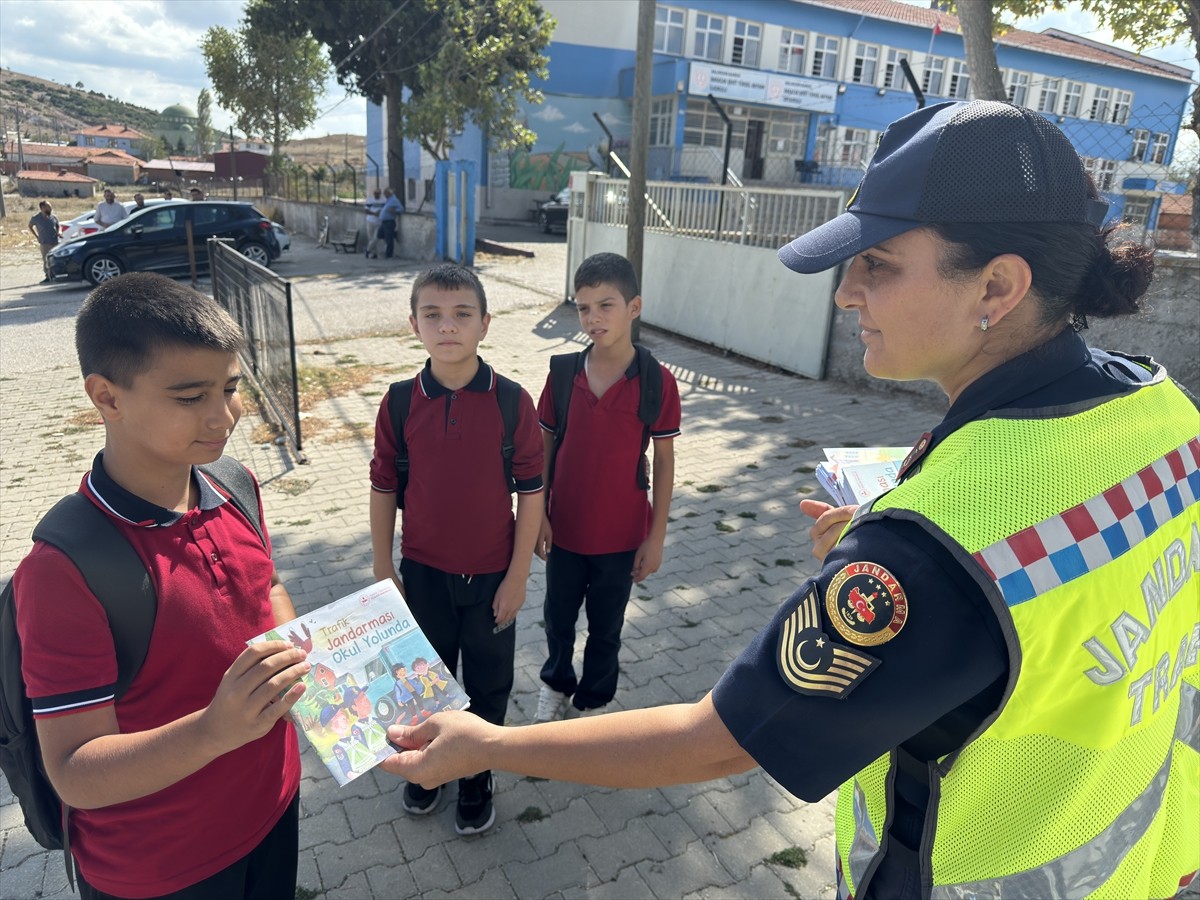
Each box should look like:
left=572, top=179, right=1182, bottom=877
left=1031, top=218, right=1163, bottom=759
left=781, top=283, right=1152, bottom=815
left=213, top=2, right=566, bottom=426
left=200, top=641, right=309, bottom=756
left=535, top=518, right=553, bottom=561
left=800, top=499, right=859, bottom=563
left=380, top=709, right=493, bottom=787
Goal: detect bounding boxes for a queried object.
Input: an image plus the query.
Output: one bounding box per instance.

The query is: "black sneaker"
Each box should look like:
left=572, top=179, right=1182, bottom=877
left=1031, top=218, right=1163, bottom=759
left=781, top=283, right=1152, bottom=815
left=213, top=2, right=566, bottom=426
left=454, top=771, right=495, bottom=835
left=401, top=781, right=442, bottom=815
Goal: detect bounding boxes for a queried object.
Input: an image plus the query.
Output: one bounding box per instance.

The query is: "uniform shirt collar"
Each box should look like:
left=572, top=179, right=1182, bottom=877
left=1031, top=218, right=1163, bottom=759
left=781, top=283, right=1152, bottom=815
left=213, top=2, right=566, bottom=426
left=85, top=451, right=227, bottom=527
left=417, top=357, right=494, bottom=399
left=580, top=345, right=640, bottom=380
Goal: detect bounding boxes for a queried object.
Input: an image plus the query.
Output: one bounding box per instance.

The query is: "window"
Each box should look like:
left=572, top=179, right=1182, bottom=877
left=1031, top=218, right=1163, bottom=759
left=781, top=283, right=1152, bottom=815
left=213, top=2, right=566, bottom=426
left=883, top=48, right=908, bottom=90
left=852, top=42, right=879, bottom=84
left=1149, top=132, right=1169, bottom=164
left=1006, top=71, right=1030, bottom=107
left=692, top=13, right=724, bottom=61
left=1089, top=87, right=1111, bottom=122
left=650, top=98, right=675, bottom=147
left=141, top=208, right=180, bottom=232
left=1111, top=90, right=1132, bottom=125
left=922, top=57, right=945, bottom=96
left=838, top=128, right=872, bottom=167
left=811, top=35, right=840, bottom=79
left=779, top=29, right=806, bottom=74
left=1130, top=129, right=1149, bottom=161
left=947, top=60, right=970, bottom=99
left=683, top=98, right=741, bottom=149
left=1083, top=157, right=1116, bottom=191
left=1062, top=82, right=1083, bottom=117
left=731, top=21, right=761, bottom=67
left=654, top=5, right=685, bottom=55
left=1037, top=78, right=1060, bottom=114
left=1122, top=196, right=1153, bottom=226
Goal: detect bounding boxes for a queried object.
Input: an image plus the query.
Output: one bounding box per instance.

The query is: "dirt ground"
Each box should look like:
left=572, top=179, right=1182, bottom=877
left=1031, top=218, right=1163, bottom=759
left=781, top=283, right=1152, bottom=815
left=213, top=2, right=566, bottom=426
left=2, top=194, right=100, bottom=261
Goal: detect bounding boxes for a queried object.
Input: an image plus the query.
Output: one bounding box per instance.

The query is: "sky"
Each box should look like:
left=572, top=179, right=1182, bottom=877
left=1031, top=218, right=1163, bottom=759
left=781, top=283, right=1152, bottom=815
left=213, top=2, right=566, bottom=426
left=0, top=0, right=1195, bottom=143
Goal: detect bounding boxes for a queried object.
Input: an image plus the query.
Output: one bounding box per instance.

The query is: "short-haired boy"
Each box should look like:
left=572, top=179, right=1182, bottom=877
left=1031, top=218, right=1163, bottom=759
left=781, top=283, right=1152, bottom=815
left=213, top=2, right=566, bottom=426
left=534, top=252, right=681, bottom=721
left=11, top=273, right=310, bottom=899
left=369, top=263, right=544, bottom=834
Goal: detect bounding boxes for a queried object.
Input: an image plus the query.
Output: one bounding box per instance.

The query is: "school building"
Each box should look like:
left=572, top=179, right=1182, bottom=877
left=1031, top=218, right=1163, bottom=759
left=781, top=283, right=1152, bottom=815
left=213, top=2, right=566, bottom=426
left=367, top=0, right=1192, bottom=233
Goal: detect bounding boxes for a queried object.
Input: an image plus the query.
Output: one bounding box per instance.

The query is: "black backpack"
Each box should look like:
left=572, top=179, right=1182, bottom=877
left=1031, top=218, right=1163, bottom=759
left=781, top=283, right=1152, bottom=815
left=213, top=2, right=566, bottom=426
left=547, top=344, right=663, bottom=492
left=387, top=374, right=523, bottom=509
left=0, top=457, right=264, bottom=884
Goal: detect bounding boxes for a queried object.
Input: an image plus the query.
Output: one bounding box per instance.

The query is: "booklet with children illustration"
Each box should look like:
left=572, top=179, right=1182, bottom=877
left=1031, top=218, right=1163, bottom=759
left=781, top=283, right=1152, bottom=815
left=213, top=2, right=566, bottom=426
left=816, top=447, right=910, bottom=506
left=249, top=579, right=469, bottom=786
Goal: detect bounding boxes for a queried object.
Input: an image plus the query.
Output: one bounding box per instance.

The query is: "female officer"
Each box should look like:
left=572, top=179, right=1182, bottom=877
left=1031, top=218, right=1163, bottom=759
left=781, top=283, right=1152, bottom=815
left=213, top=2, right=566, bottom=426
left=380, top=101, right=1199, bottom=899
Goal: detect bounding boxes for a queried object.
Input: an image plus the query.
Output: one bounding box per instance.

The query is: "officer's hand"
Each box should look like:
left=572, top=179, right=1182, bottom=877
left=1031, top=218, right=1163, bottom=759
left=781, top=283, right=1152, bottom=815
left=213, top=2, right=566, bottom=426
left=799, top=499, right=858, bottom=563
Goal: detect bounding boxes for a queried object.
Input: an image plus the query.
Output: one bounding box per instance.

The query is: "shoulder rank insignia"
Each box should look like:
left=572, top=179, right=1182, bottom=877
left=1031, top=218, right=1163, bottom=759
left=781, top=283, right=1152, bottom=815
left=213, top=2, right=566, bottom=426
left=777, top=585, right=879, bottom=699
left=826, top=562, right=908, bottom=647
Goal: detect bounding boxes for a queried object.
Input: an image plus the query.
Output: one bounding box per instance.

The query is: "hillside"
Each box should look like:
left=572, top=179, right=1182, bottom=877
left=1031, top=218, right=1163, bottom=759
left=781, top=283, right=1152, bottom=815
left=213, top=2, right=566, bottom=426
left=1, top=68, right=161, bottom=141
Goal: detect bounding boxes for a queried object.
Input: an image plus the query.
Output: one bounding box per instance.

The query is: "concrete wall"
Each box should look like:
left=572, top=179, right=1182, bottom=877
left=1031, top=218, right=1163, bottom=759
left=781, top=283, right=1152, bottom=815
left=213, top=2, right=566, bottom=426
left=480, top=186, right=554, bottom=224
left=824, top=252, right=1200, bottom=402
left=266, top=198, right=438, bottom=262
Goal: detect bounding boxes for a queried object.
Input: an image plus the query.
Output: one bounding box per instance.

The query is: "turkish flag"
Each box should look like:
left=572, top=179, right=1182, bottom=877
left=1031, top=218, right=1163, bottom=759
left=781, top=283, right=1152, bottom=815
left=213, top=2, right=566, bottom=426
left=933, top=17, right=943, bottom=36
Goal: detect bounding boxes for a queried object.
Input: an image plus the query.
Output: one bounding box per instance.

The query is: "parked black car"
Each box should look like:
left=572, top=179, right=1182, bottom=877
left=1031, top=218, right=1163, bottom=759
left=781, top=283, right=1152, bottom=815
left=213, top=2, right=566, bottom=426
left=535, top=188, right=571, bottom=234
left=48, top=201, right=281, bottom=286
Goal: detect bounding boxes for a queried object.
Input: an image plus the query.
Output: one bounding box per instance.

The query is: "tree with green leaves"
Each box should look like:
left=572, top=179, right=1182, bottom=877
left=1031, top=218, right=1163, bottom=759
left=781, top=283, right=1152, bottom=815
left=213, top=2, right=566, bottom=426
left=250, top=0, right=552, bottom=195
left=201, top=1, right=331, bottom=171
left=945, top=1, right=1198, bottom=249
left=196, top=89, right=214, bottom=157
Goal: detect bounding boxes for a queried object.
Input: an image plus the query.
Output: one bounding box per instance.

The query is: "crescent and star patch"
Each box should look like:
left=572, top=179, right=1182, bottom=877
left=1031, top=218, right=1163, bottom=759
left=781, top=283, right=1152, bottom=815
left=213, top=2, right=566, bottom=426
left=776, top=585, right=879, bottom=700
left=826, top=562, right=909, bottom=647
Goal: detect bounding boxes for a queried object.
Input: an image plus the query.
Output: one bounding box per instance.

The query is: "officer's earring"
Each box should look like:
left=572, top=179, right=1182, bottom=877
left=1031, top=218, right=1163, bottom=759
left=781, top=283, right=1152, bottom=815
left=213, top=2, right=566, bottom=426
left=980, top=315, right=989, bottom=333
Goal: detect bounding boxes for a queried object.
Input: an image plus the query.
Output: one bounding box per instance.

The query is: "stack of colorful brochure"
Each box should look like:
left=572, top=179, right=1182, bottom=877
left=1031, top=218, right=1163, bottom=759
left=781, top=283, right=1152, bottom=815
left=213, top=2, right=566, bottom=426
left=250, top=580, right=469, bottom=786
left=815, top=447, right=910, bottom=506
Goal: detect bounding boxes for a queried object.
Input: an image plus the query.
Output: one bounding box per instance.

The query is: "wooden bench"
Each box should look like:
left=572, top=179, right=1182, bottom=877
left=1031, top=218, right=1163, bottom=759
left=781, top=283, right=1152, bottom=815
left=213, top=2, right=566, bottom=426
left=330, top=229, right=360, bottom=253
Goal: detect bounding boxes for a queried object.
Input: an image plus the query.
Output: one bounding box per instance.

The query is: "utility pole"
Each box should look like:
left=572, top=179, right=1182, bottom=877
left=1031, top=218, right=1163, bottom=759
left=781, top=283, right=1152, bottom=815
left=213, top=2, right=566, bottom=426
left=627, top=0, right=654, bottom=343
left=230, top=126, right=238, bottom=201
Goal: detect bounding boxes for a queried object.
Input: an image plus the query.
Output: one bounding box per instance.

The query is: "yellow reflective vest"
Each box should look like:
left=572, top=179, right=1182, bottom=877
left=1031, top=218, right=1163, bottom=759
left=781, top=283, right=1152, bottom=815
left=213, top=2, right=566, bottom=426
left=836, top=372, right=1200, bottom=899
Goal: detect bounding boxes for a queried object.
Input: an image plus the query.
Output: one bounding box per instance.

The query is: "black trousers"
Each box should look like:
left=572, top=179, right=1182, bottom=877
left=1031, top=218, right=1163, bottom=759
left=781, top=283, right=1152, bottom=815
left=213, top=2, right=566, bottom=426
left=77, top=792, right=299, bottom=900
left=399, top=557, right=515, bottom=726
left=540, top=546, right=636, bottom=710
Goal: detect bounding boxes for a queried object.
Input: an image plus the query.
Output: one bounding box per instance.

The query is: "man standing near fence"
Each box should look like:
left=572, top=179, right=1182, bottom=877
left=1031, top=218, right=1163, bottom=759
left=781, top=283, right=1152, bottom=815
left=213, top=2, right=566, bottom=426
left=379, top=187, right=404, bottom=259
left=364, top=187, right=384, bottom=259
left=28, top=201, right=60, bottom=284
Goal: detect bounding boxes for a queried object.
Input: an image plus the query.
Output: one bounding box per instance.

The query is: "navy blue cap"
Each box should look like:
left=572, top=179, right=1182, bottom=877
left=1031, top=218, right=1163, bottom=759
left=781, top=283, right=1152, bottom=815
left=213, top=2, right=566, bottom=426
left=778, top=100, right=1109, bottom=274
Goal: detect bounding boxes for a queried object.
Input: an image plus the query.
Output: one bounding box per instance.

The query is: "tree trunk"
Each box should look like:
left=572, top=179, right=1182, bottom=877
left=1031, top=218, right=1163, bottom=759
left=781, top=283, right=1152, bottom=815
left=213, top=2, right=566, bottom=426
left=384, top=71, right=406, bottom=198
left=957, top=1, right=1007, bottom=102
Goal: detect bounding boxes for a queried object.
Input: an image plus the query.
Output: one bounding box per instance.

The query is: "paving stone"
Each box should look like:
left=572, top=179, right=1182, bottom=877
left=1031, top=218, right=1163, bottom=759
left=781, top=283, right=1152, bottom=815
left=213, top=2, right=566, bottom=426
left=503, top=840, right=595, bottom=899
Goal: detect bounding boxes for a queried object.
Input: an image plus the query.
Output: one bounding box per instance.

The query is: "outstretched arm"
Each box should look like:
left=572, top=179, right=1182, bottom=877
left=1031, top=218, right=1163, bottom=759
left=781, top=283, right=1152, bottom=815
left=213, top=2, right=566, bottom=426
left=380, top=691, right=755, bottom=789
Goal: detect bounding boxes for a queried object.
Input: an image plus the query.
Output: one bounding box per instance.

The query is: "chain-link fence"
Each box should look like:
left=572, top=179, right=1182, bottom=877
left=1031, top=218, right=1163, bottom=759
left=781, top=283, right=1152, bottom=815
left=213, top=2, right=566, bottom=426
left=263, top=166, right=368, bottom=206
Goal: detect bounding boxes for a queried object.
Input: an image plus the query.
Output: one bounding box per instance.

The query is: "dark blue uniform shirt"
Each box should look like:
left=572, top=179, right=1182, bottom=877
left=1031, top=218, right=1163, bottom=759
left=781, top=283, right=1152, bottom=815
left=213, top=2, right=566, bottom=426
left=712, top=328, right=1166, bottom=899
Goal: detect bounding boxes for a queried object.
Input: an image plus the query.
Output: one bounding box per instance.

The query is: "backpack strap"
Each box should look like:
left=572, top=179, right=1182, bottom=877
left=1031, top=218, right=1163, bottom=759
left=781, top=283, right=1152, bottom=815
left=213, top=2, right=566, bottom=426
left=547, top=350, right=586, bottom=490
left=633, top=345, right=663, bottom=491
left=494, top=374, right=522, bottom=494
left=31, top=495, right=155, bottom=700
left=198, top=457, right=265, bottom=547
left=387, top=378, right=417, bottom=510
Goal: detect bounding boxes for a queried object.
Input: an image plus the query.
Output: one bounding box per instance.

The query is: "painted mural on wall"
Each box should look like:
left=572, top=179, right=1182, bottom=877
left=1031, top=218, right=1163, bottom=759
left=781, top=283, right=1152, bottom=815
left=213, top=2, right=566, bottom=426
left=497, top=94, right=632, bottom=192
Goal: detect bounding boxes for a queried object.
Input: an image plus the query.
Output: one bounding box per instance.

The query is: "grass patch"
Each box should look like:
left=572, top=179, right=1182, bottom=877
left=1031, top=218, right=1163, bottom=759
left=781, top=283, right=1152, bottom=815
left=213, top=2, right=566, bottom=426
left=715, top=521, right=736, bottom=533
left=787, top=438, right=817, bottom=449
left=296, top=363, right=391, bottom=410
left=516, top=806, right=546, bottom=823
left=683, top=511, right=699, bottom=518
left=767, top=847, right=808, bottom=869
left=296, top=887, right=321, bottom=900
left=794, top=465, right=816, bottom=473
left=322, top=506, right=344, bottom=514
left=775, top=558, right=795, bottom=567
left=745, top=462, right=759, bottom=469
left=796, top=485, right=816, bottom=494
left=273, top=477, right=314, bottom=496
left=737, top=511, right=758, bottom=519
left=756, top=573, right=769, bottom=585
left=65, top=408, right=103, bottom=428
left=680, top=617, right=699, bottom=628
left=334, top=355, right=359, bottom=365
left=696, top=484, right=723, bottom=493
left=251, top=422, right=283, bottom=444
left=285, top=519, right=313, bottom=527
left=760, top=414, right=785, bottom=423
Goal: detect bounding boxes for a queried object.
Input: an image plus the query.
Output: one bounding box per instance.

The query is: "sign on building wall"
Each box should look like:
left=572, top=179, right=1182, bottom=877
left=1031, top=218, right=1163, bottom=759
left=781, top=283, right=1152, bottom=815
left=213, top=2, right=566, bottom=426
left=688, top=62, right=838, bottom=114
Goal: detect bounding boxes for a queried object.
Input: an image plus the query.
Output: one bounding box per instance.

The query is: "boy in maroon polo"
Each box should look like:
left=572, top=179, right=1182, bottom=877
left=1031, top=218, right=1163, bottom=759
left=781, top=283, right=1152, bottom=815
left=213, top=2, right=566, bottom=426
left=534, top=253, right=681, bottom=722
left=11, top=273, right=309, bottom=899
left=368, top=264, right=543, bottom=835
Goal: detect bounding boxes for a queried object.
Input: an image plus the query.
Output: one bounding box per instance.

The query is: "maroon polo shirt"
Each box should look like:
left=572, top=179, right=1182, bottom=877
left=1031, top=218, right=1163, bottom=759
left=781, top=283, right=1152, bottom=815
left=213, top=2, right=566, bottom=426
left=13, top=453, right=300, bottom=898
left=369, top=359, right=544, bottom=574
left=537, top=356, right=681, bottom=555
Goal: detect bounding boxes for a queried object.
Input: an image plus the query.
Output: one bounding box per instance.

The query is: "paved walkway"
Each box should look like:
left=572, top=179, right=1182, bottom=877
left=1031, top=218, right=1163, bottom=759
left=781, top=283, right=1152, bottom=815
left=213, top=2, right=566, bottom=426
left=0, top=229, right=944, bottom=899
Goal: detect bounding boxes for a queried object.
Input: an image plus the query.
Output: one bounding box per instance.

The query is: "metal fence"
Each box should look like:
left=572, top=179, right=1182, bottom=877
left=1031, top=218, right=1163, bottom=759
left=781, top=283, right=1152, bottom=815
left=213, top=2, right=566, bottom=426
left=208, top=239, right=304, bottom=456
left=264, top=166, right=368, bottom=206
left=587, top=175, right=846, bottom=249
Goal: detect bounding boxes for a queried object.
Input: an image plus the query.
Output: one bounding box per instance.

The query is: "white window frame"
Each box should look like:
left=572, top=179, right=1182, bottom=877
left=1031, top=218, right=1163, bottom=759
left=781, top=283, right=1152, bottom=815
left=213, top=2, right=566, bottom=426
left=779, top=29, right=806, bottom=75
left=922, top=57, right=946, bottom=96
left=947, top=60, right=970, bottom=99
left=731, top=20, right=761, bottom=68
left=1130, top=129, right=1150, bottom=162
left=851, top=42, right=879, bottom=85
left=654, top=5, right=685, bottom=55
left=838, top=127, right=872, bottom=168
left=1122, top=196, right=1153, bottom=226
left=650, top=97, right=675, bottom=147
left=1006, top=71, right=1030, bottom=107
left=811, top=35, right=840, bottom=80
left=1062, top=81, right=1083, bottom=117
left=692, top=12, right=724, bottom=62
left=1036, top=78, right=1060, bottom=114
left=683, top=97, right=741, bottom=149
left=1083, top=156, right=1117, bottom=191
left=883, top=48, right=908, bottom=90
left=1089, top=86, right=1111, bottom=122
left=1111, top=89, right=1133, bottom=125
left=1149, top=132, right=1169, bottom=165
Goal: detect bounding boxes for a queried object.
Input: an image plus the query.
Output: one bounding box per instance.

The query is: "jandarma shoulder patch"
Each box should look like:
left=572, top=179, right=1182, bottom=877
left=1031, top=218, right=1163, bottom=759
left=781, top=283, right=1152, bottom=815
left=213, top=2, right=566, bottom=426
left=776, top=584, right=879, bottom=699
left=826, top=561, right=909, bottom=647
